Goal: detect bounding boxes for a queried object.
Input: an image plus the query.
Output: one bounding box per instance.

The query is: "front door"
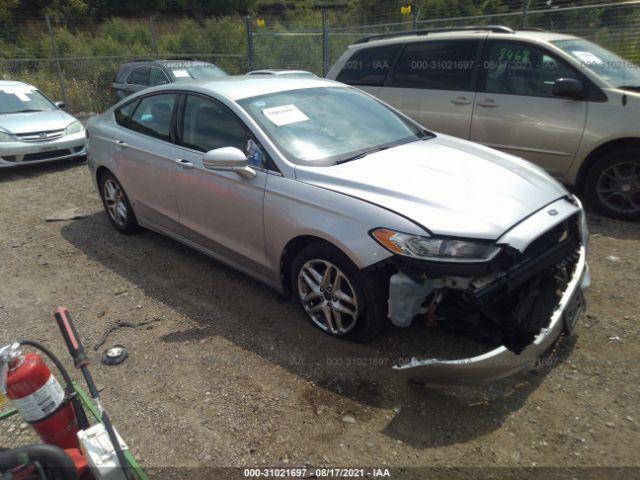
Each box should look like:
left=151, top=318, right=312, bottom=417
left=470, top=40, right=587, bottom=178
left=172, top=93, right=268, bottom=274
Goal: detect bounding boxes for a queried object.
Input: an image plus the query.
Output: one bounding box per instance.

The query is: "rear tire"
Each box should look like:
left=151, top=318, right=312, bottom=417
left=585, top=148, right=640, bottom=220
left=291, top=242, right=388, bottom=342
left=99, top=171, right=139, bottom=233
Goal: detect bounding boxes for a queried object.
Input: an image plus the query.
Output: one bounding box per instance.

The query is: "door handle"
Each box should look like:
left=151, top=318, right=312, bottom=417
left=477, top=99, right=499, bottom=108
left=450, top=97, right=472, bottom=106
left=175, top=158, right=194, bottom=170
left=114, top=140, right=128, bottom=149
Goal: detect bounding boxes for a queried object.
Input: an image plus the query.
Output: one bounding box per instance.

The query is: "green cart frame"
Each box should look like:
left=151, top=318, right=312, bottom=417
left=1, top=381, right=148, bottom=480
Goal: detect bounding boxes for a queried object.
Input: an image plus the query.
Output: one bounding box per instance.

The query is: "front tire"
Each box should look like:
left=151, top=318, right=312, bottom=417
left=585, top=148, right=640, bottom=220
left=291, top=242, right=387, bottom=342
left=99, top=172, right=139, bottom=233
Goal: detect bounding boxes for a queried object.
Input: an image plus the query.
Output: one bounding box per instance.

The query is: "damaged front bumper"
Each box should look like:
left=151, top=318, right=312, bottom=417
left=393, top=244, right=590, bottom=384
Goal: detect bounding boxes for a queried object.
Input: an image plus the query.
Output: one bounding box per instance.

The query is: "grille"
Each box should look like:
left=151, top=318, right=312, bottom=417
left=16, top=129, right=65, bottom=142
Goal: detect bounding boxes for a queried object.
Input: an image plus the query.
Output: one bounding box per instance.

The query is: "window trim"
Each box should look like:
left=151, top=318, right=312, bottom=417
left=386, top=38, right=485, bottom=92
left=477, top=39, right=606, bottom=102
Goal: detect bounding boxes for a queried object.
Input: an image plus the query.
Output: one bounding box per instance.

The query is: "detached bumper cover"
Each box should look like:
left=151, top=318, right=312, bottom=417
left=393, top=245, right=589, bottom=384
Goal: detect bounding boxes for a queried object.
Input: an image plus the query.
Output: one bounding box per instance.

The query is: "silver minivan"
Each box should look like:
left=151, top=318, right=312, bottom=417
left=327, top=26, right=640, bottom=220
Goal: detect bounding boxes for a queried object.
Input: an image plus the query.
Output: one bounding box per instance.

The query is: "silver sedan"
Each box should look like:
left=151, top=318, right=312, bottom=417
left=86, top=76, right=590, bottom=383
left=0, top=81, right=86, bottom=168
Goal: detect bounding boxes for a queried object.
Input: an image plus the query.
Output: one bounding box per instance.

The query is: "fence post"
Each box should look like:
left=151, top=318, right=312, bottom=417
left=149, top=16, right=159, bottom=58
left=322, top=8, right=329, bottom=76
left=412, top=2, right=419, bottom=30
left=522, top=0, right=531, bottom=27
left=45, top=15, right=68, bottom=108
left=244, top=15, right=254, bottom=71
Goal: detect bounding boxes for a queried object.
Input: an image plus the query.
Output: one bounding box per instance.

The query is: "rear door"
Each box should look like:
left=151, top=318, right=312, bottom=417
left=377, top=38, right=483, bottom=138
left=470, top=39, right=587, bottom=177
left=112, top=92, right=181, bottom=232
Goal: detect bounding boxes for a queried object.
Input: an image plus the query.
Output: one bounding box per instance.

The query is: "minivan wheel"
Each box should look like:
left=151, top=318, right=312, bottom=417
left=291, top=242, right=387, bottom=342
left=585, top=148, right=640, bottom=221
left=99, top=172, right=139, bottom=233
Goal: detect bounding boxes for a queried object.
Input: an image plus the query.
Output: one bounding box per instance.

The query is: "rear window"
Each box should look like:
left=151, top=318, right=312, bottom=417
left=114, top=100, right=138, bottom=127
left=336, top=44, right=401, bottom=87
left=391, top=40, right=480, bottom=91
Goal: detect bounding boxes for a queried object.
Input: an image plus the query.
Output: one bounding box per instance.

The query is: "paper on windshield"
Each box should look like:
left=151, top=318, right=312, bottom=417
left=0, top=85, right=35, bottom=101
left=172, top=69, right=190, bottom=78
left=572, top=51, right=603, bottom=64
left=262, top=104, right=309, bottom=126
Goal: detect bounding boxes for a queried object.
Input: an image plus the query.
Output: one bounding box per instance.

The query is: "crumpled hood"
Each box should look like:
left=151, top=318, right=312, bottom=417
left=295, top=134, right=568, bottom=240
left=0, top=110, right=73, bottom=134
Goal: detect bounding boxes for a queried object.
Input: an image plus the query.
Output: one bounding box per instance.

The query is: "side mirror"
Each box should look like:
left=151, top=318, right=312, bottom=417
left=55, top=101, right=65, bottom=109
left=552, top=78, right=584, bottom=99
left=202, top=147, right=256, bottom=179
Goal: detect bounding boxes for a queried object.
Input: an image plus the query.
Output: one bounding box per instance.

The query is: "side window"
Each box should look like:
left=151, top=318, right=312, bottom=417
left=482, top=41, right=578, bottom=97
left=127, top=67, right=150, bottom=86
left=336, top=44, right=401, bottom=86
left=114, top=100, right=138, bottom=127
left=391, top=40, right=480, bottom=91
left=149, top=67, right=170, bottom=87
left=181, top=95, right=255, bottom=160
left=128, top=94, right=176, bottom=141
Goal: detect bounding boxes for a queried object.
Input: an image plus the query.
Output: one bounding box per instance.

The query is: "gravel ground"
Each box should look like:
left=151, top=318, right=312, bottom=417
left=1, top=160, right=639, bottom=479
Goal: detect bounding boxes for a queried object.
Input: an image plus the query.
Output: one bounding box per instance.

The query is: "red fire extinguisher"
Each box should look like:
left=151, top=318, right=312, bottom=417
left=0, top=343, right=80, bottom=450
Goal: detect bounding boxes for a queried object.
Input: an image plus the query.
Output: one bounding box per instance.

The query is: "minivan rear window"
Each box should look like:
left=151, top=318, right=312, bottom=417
left=391, top=40, right=480, bottom=91
left=336, top=44, right=401, bottom=86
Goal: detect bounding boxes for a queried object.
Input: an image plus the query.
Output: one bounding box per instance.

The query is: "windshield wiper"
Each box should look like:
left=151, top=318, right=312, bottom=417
left=335, top=146, right=391, bottom=164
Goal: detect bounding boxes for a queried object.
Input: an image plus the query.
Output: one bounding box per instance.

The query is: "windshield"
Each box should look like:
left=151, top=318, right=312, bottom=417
left=238, top=87, right=430, bottom=166
left=170, top=64, right=227, bottom=80
left=0, top=86, right=55, bottom=114
left=553, top=38, right=640, bottom=89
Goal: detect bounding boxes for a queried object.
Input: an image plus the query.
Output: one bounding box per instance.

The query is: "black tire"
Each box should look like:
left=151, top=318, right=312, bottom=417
left=291, top=242, right=388, bottom=342
left=584, top=148, right=640, bottom=221
left=99, top=171, right=140, bottom=233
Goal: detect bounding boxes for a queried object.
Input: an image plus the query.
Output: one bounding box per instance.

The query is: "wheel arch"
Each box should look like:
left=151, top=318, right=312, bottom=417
left=279, top=235, right=362, bottom=295
left=576, top=137, right=640, bottom=188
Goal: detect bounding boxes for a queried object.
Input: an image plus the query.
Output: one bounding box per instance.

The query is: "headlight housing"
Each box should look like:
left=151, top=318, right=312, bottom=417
left=0, top=130, right=14, bottom=142
left=371, top=228, right=501, bottom=262
left=65, top=121, right=84, bottom=135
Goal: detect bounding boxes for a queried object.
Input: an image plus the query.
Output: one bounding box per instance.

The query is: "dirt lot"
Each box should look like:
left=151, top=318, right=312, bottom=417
left=1, top=160, right=639, bottom=479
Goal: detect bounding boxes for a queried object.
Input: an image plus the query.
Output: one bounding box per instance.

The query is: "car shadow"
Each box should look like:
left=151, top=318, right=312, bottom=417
left=0, top=158, right=85, bottom=183
left=60, top=211, right=574, bottom=448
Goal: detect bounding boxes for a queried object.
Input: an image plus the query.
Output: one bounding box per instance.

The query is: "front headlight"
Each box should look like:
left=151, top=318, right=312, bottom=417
left=371, top=228, right=501, bottom=262
left=0, top=131, right=14, bottom=142
left=65, top=121, right=84, bottom=135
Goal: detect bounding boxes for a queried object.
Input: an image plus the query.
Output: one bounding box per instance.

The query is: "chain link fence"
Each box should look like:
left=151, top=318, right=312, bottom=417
left=1, top=1, right=638, bottom=114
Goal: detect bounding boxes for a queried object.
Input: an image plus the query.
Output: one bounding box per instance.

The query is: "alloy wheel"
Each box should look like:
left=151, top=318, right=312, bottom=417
left=297, top=259, right=359, bottom=335
left=103, top=178, right=128, bottom=226
left=596, top=161, right=640, bottom=215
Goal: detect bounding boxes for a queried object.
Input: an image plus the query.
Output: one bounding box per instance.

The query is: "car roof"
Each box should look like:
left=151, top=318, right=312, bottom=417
left=351, top=28, right=579, bottom=49
left=158, top=75, right=344, bottom=101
